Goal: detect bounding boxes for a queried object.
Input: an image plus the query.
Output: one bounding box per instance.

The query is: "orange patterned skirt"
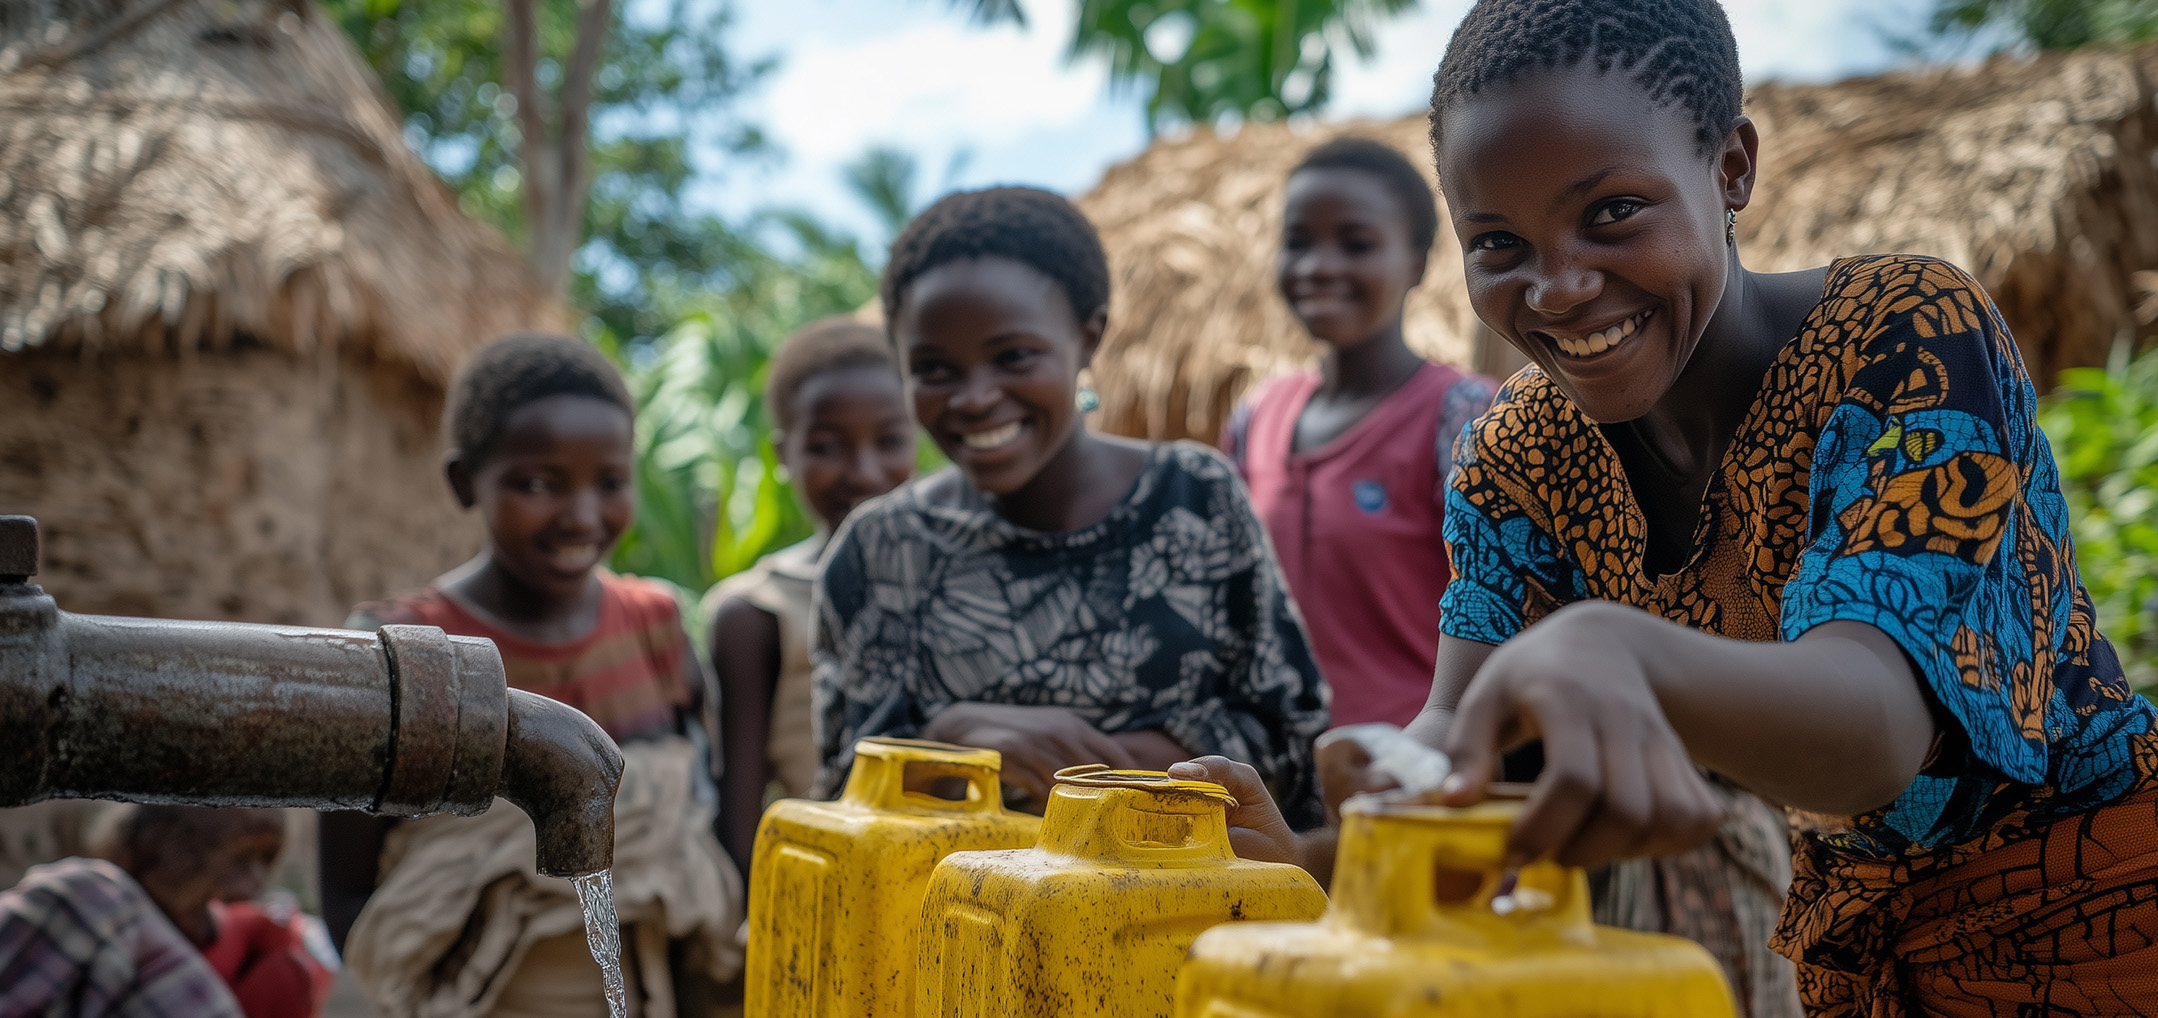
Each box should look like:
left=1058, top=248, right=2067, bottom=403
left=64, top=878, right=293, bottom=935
left=1773, top=734, right=2158, bottom=1017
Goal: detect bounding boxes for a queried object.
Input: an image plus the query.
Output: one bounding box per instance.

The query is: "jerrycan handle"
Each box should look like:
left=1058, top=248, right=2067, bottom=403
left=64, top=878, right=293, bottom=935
left=1333, top=786, right=1592, bottom=940
left=841, top=737, right=1005, bottom=814
left=1038, top=765, right=1241, bottom=864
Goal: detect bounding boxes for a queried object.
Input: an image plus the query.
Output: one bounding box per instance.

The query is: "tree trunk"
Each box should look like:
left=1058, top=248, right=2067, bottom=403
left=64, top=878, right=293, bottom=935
left=503, top=0, right=613, bottom=295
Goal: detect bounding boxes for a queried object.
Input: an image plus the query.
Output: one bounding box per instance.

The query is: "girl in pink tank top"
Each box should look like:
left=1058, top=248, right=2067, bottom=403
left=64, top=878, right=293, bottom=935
left=1224, top=137, right=1494, bottom=729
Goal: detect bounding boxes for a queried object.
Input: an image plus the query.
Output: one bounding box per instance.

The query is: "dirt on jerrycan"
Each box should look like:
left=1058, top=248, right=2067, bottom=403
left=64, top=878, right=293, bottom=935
left=1174, top=792, right=1739, bottom=1018
left=745, top=737, right=1042, bottom=1018
left=915, top=764, right=1329, bottom=1018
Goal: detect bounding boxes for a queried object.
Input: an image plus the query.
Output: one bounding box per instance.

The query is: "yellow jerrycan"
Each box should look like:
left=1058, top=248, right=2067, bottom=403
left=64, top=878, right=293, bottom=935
left=745, top=737, right=1041, bottom=1018
left=915, top=765, right=1329, bottom=1018
left=1173, top=794, right=1738, bottom=1018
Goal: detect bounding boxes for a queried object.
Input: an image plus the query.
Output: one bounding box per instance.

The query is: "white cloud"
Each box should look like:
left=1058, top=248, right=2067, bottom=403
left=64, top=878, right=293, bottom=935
left=715, top=0, right=1933, bottom=234
left=761, top=0, right=1106, bottom=163
left=1725, top=0, right=1919, bottom=81
left=1327, top=1, right=1474, bottom=120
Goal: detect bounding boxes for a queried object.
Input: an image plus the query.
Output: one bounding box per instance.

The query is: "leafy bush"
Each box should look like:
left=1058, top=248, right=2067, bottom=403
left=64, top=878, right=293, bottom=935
left=603, top=211, right=874, bottom=595
left=2039, top=344, right=2158, bottom=694
left=606, top=308, right=810, bottom=596
left=604, top=210, right=943, bottom=599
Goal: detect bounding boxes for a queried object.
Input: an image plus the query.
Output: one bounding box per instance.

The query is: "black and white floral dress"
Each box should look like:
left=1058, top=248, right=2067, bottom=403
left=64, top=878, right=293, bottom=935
left=811, top=441, right=1331, bottom=827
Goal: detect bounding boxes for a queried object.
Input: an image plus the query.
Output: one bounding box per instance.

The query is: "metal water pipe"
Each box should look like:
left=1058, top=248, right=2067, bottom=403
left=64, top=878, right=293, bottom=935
left=0, top=515, right=622, bottom=877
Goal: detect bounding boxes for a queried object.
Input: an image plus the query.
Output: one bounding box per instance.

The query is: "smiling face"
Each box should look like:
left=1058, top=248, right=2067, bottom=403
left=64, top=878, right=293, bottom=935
left=1437, top=61, right=1755, bottom=423
left=459, top=393, right=636, bottom=602
left=894, top=256, right=1101, bottom=495
left=780, top=363, right=917, bottom=532
left=1278, top=167, right=1428, bottom=349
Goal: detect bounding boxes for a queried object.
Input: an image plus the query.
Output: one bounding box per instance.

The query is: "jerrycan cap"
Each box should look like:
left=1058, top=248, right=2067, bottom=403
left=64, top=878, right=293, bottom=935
left=1051, top=764, right=1240, bottom=808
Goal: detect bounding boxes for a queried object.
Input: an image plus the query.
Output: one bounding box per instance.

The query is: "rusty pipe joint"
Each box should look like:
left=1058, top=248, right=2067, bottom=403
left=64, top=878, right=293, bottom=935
left=374, top=624, right=509, bottom=817
left=379, top=631, right=628, bottom=876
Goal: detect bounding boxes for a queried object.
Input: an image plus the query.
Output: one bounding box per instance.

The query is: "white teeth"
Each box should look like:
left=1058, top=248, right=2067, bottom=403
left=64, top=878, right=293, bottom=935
left=548, top=544, right=598, bottom=569
left=1554, top=310, right=1649, bottom=359
left=962, top=421, right=1023, bottom=451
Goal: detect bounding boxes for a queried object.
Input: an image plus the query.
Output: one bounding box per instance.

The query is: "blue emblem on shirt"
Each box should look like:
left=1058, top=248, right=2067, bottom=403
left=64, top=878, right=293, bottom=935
left=1353, top=480, right=1388, bottom=514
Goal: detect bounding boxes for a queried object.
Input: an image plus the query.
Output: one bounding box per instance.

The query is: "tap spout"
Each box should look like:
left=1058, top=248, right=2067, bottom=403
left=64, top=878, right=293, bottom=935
left=500, top=688, right=624, bottom=878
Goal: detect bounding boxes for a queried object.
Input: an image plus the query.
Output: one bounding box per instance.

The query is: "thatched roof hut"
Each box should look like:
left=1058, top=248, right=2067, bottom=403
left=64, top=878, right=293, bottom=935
left=1081, top=46, right=2158, bottom=443
left=0, top=0, right=568, bottom=626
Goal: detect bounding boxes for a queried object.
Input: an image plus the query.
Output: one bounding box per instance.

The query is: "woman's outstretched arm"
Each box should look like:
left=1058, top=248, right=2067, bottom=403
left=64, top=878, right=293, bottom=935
left=1438, top=601, right=1936, bottom=868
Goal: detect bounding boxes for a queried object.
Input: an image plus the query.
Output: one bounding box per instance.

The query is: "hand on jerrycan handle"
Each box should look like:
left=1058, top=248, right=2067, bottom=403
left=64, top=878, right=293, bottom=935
left=1440, top=660, right=1731, bottom=873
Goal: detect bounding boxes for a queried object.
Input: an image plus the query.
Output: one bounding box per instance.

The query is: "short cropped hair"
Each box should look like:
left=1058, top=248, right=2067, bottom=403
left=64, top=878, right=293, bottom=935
left=1430, top=0, right=1743, bottom=155
left=446, top=333, right=634, bottom=463
left=765, top=317, right=899, bottom=433
left=91, top=804, right=282, bottom=878
left=1290, top=136, right=1440, bottom=252
left=880, top=187, right=1110, bottom=329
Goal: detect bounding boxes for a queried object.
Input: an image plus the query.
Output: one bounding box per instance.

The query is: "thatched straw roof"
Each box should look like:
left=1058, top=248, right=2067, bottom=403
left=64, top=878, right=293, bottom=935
left=0, top=0, right=566, bottom=384
left=1082, top=46, right=2158, bottom=443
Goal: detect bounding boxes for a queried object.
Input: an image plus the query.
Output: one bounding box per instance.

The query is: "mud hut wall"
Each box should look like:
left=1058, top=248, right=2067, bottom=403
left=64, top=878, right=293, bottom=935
left=0, top=346, right=474, bottom=626
left=322, top=352, right=478, bottom=619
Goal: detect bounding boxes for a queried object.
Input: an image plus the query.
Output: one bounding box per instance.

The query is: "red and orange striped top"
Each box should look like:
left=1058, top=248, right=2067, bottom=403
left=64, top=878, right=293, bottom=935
left=352, top=573, right=694, bottom=742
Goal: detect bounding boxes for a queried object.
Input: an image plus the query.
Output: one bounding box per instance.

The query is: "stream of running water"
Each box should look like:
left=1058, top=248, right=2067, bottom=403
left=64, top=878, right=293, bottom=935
left=574, top=870, right=628, bottom=1018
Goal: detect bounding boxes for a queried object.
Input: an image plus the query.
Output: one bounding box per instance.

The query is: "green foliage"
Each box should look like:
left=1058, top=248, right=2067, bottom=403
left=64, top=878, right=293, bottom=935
left=1927, top=0, right=2158, bottom=49
left=322, top=0, right=773, bottom=343
left=956, top=0, right=1416, bottom=131
left=603, top=213, right=881, bottom=593
left=2039, top=345, right=2158, bottom=693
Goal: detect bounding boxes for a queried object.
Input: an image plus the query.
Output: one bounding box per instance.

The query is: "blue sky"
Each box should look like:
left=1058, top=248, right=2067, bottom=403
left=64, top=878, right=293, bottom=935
left=705, top=0, right=1938, bottom=244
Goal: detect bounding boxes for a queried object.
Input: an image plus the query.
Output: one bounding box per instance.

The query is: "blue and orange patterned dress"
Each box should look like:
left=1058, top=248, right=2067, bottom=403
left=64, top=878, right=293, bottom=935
left=1440, top=254, right=2158, bottom=1016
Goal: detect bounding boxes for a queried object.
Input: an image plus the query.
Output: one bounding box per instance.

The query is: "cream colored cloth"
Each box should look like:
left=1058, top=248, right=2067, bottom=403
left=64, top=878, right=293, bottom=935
left=702, top=538, right=821, bottom=798
left=344, top=736, right=743, bottom=1018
